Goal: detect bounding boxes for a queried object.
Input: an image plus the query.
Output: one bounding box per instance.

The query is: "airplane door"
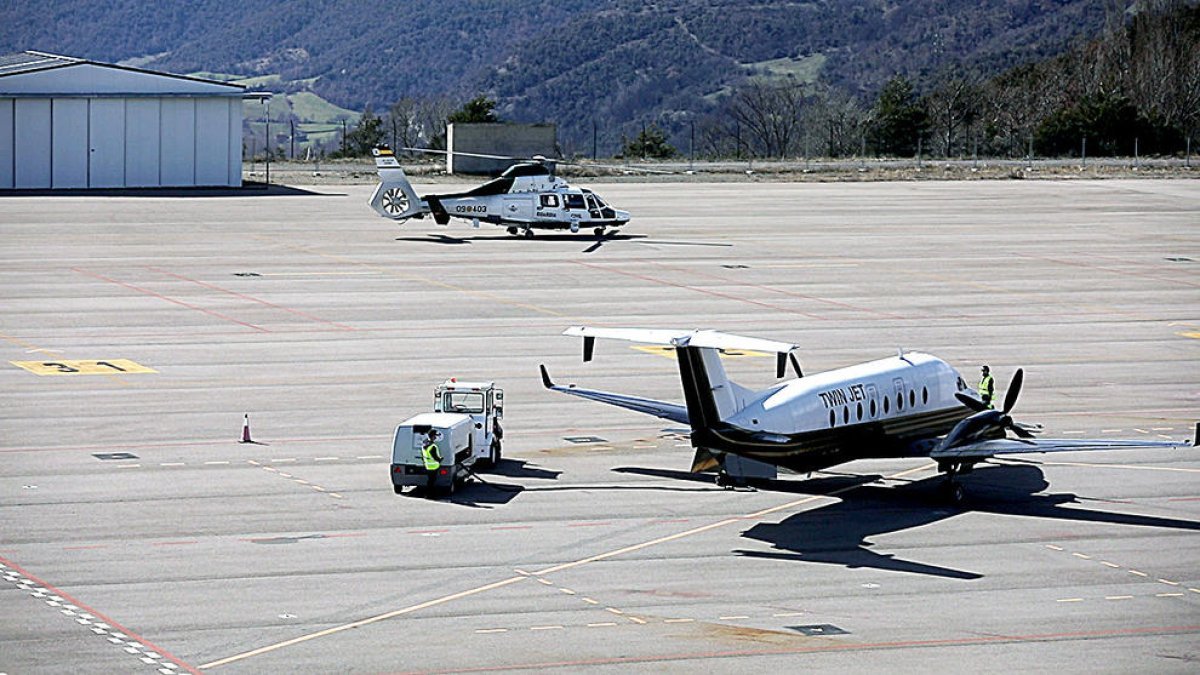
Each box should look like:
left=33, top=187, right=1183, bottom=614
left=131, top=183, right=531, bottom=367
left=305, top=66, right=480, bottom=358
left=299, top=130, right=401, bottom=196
left=503, top=197, right=533, bottom=221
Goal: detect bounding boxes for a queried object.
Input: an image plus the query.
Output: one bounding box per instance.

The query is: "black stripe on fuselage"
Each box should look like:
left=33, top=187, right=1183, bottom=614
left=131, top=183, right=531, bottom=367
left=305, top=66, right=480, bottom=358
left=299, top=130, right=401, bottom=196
left=702, top=406, right=971, bottom=474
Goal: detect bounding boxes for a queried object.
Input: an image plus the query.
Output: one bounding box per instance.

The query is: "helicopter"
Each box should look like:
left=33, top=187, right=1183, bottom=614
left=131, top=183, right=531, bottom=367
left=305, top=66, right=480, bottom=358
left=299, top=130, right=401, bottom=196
left=368, top=146, right=632, bottom=238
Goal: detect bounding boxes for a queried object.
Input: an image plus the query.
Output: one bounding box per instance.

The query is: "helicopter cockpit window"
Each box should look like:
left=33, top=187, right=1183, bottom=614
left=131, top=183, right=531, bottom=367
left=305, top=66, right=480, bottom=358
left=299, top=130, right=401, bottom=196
left=539, top=194, right=559, bottom=208
left=585, top=195, right=601, bottom=211
left=564, top=194, right=586, bottom=210
left=443, top=391, right=484, bottom=414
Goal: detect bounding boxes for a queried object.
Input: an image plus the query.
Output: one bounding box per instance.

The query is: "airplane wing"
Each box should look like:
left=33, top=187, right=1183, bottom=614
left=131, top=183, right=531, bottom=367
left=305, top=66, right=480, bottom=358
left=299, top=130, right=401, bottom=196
left=931, top=426, right=1197, bottom=461
left=562, top=326, right=801, bottom=377
left=539, top=365, right=689, bottom=424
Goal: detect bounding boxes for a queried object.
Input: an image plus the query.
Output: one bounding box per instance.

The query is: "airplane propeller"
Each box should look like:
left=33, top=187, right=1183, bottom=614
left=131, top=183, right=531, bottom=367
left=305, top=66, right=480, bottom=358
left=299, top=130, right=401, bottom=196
left=954, top=368, right=1035, bottom=440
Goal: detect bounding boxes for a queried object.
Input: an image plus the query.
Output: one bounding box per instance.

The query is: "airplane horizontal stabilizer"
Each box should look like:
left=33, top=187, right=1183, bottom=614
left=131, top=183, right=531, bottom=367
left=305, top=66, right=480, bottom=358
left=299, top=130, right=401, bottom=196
left=539, top=365, right=689, bottom=424
left=563, top=326, right=799, bottom=354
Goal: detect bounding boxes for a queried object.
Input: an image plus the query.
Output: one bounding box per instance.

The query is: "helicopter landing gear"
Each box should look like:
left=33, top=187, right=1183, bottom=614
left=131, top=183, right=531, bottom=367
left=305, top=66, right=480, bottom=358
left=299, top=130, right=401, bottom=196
left=594, top=227, right=606, bottom=237
left=506, top=227, right=518, bottom=236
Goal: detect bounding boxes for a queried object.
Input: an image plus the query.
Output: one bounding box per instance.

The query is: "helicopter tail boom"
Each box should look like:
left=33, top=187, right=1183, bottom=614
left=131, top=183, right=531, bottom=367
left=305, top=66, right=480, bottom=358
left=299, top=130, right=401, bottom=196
left=369, top=147, right=426, bottom=221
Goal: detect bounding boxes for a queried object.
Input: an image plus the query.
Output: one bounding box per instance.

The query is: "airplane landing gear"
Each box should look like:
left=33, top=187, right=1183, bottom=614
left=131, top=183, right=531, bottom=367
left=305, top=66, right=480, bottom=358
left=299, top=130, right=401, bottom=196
left=506, top=227, right=518, bottom=236
left=940, top=462, right=967, bottom=505
left=715, top=470, right=754, bottom=491
left=523, top=228, right=535, bottom=239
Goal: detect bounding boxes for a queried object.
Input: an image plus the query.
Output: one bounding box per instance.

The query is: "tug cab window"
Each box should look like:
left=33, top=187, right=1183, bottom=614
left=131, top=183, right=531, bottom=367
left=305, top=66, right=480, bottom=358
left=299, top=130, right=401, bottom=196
left=443, top=391, right=484, bottom=414
left=539, top=194, right=559, bottom=208
left=563, top=194, right=586, bottom=210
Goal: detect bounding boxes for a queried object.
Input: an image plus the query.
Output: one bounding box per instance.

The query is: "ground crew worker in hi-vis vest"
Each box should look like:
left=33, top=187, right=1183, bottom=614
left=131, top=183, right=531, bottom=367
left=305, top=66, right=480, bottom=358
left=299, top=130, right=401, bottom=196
left=421, top=431, right=443, bottom=496
left=978, top=365, right=995, bottom=409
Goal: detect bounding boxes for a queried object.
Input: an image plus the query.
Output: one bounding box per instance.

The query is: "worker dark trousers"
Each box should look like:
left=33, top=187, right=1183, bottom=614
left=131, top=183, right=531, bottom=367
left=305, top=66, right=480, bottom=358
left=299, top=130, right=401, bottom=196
left=425, top=468, right=439, bottom=496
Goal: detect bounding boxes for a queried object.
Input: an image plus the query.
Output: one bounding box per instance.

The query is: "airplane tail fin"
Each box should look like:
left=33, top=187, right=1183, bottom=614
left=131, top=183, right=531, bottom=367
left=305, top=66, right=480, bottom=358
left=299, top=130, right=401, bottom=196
left=369, top=146, right=424, bottom=221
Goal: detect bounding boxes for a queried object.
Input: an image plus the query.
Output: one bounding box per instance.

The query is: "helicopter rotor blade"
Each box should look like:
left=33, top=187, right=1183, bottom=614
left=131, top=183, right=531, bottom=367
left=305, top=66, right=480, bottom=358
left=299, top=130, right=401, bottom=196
left=397, top=146, right=677, bottom=175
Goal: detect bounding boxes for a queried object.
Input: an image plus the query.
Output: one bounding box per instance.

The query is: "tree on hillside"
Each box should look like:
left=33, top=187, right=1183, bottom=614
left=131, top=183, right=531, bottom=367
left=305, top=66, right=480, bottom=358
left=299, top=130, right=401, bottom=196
left=868, top=76, right=928, bottom=157
left=725, top=81, right=807, bottom=158
left=340, top=105, right=384, bottom=157
left=922, top=67, right=983, bottom=157
left=621, top=125, right=676, bottom=159
left=448, top=95, right=501, bottom=124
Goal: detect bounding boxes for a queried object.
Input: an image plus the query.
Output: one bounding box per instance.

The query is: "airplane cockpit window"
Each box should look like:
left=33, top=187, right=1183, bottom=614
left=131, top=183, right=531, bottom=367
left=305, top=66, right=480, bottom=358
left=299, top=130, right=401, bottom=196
left=444, top=391, right=484, bottom=414
left=539, top=194, right=560, bottom=208
left=564, top=194, right=586, bottom=210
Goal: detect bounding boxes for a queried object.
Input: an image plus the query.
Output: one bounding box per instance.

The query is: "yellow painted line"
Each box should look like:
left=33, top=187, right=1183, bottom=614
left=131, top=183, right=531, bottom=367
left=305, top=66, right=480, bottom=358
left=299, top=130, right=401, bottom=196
left=1178, top=331, right=1200, bottom=339
left=1129, top=570, right=1149, bottom=577
left=329, top=494, right=343, bottom=499
left=1190, top=588, right=1200, bottom=594
left=10, top=359, right=156, bottom=376
left=558, top=588, right=576, bottom=595
left=1105, top=595, right=1134, bottom=601
left=1102, top=562, right=1121, bottom=568
left=311, top=486, right=326, bottom=492
left=664, top=618, right=694, bottom=624
left=627, top=616, right=647, bottom=625
left=536, top=578, right=554, bottom=586
left=1159, top=579, right=1179, bottom=585
left=198, top=575, right=528, bottom=669
left=202, top=462, right=935, bottom=669
left=605, top=607, right=623, bottom=615
left=1057, top=598, right=1084, bottom=603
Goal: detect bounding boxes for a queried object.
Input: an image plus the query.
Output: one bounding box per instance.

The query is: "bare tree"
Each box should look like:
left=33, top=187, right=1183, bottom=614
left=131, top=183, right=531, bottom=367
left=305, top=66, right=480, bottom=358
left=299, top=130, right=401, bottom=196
left=924, top=67, right=983, bottom=158
left=725, top=80, right=807, bottom=158
left=804, top=86, right=867, bottom=158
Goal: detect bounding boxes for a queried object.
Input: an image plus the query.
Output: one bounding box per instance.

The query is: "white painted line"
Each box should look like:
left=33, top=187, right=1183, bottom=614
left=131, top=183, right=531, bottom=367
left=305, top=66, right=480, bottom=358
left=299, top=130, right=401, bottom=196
left=204, top=461, right=230, bottom=465
left=357, top=455, right=384, bottom=460
left=315, top=457, right=339, bottom=462
left=311, top=486, right=326, bottom=492
left=773, top=611, right=803, bottom=617
left=558, top=588, right=576, bottom=595
left=475, top=628, right=508, bottom=634
left=1045, top=545, right=1064, bottom=551
left=293, top=479, right=310, bottom=485
left=124, top=646, right=140, bottom=654
left=530, top=625, right=563, bottom=631
left=1133, top=428, right=1148, bottom=434
left=1056, top=598, right=1083, bottom=603
left=1129, top=570, right=1148, bottom=577
left=633, top=445, right=656, bottom=449
left=606, top=607, right=624, bottom=615
left=117, top=464, right=141, bottom=469
left=719, top=615, right=750, bottom=620
left=536, top=578, right=554, bottom=586
left=1102, top=561, right=1120, bottom=568
left=1157, top=593, right=1185, bottom=597
left=1072, top=553, right=1091, bottom=559
left=674, top=443, right=691, bottom=447
left=279, top=473, right=292, bottom=478
left=664, top=618, right=694, bottom=623
left=627, top=616, right=647, bottom=624
left=1157, top=435, right=1173, bottom=440
left=1101, top=429, right=1122, bottom=433
left=582, top=598, right=599, bottom=605
left=1061, top=430, right=1084, bottom=435
left=262, top=467, right=278, bottom=472
left=1158, top=579, right=1179, bottom=585
left=587, top=622, right=618, bottom=627
left=1105, top=595, right=1133, bottom=600
left=160, top=462, right=186, bottom=467
left=329, top=493, right=343, bottom=499
left=273, top=458, right=296, bottom=463
left=1190, top=588, right=1200, bottom=594
left=141, top=657, right=157, bottom=664
left=1151, top=427, right=1173, bottom=431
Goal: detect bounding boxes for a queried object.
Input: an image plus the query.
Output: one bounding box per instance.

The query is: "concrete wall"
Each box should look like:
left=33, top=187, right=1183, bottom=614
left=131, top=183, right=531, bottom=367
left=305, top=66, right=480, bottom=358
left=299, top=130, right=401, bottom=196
left=447, top=123, right=557, bottom=175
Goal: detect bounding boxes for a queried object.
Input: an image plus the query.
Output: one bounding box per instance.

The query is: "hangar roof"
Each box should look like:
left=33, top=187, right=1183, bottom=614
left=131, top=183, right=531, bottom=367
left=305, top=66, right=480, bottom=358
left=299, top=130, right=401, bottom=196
left=0, top=50, right=246, bottom=97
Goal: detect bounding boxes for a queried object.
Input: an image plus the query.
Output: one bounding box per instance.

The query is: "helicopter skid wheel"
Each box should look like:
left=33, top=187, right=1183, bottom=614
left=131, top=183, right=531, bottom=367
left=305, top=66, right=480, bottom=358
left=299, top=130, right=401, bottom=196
left=506, top=227, right=518, bottom=236
left=594, top=227, right=606, bottom=237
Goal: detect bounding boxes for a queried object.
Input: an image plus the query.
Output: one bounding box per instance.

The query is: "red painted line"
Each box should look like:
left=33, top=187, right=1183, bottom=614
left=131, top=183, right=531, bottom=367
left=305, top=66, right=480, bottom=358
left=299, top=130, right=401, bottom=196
left=323, top=532, right=368, bottom=539
left=72, top=267, right=270, bottom=332
left=650, top=260, right=904, bottom=319
left=491, top=525, right=533, bottom=531
left=148, top=267, right=357, bottom=331
left=0, top=554, right=202, bottom=674
left=0, top=434, right=390, bottom=454
left=1034, top=253, right=1200, bottom=289
left=573, top=261, right=830, bottom=321
left=1167, top=496, right=1200, bottom=502
left=63, top=545, right=108, bottom=551
left=567, top=522, right=612, bottom=528
left=406, top=624, right=1200, bottom=673
left=151, top=541, right=199, bottom=547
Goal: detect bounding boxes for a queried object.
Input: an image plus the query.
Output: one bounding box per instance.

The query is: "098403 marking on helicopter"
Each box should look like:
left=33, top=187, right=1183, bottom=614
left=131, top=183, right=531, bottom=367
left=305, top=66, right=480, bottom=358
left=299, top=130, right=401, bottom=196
left=11, top=359, right=156, bottom=376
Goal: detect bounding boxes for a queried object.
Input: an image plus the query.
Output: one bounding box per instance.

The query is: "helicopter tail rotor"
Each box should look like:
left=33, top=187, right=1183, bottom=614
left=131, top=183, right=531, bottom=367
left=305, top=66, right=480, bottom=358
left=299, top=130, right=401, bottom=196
left=369, top=146, right=427, bottom=222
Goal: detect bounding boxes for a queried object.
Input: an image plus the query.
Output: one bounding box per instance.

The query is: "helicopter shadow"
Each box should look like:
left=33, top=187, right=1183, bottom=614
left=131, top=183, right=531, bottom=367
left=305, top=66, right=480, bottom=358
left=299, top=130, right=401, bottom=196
left=737, top=463, right=1200, bottom=580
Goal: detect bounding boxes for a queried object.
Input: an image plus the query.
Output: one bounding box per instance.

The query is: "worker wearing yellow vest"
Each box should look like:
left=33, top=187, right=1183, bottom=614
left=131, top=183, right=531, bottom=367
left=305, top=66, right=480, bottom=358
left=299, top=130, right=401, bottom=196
left=978, top=365, right=995, bottom=409
left=421, top=431, right=443, bottom=496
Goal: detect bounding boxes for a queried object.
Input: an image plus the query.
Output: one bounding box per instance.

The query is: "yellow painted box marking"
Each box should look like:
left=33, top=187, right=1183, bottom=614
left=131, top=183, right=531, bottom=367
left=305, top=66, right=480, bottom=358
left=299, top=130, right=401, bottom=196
left=11, top=359, right=157, bottom=376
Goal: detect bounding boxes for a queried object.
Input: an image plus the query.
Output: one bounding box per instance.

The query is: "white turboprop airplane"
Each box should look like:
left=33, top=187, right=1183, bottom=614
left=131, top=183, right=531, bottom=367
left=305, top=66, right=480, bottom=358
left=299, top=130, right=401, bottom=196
left=539, top=327, right=1197, bottom=501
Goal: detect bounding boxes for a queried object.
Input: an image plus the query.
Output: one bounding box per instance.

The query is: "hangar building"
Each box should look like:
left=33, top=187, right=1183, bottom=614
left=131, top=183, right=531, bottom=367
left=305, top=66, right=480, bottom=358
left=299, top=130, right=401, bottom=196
left=0, top=51, right=247, bottom=189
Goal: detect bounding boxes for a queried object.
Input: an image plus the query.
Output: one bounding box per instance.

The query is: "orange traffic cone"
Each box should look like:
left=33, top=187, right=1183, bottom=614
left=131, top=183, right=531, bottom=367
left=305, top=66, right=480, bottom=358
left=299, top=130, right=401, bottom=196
left=240, top=414, right=252, bottom=443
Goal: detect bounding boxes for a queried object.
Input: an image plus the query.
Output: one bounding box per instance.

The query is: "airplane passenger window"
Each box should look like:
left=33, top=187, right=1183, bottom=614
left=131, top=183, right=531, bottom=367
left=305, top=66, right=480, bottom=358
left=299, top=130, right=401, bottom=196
left=922, top=387, right=929, bottom=404
left=829, top=410, right=836, bottom=427
left=909, top=390, right=916, bottom=407
left=883, top=397, right=890, bottom=414
left=856, top=403, right=863, bottom=420
left=896, top=393, right=903, bottom=411
left=870, top=400, right=877, bottom=417
left=842, top=407, right=849, bottom=424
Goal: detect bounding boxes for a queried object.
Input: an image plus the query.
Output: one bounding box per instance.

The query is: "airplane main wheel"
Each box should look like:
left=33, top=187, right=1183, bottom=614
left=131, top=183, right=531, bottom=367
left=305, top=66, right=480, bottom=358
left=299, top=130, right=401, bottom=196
left=523, top=229, right=534, bottom=239
left=507, top=227, right=518, bottom=236
left=946, top=481, right=965, bottom=505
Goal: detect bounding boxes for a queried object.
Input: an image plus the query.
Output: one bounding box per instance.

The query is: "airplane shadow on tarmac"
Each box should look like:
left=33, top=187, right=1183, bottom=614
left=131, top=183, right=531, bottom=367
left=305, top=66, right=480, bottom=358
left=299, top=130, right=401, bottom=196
left=615, top=463, right=1200, bottom=580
